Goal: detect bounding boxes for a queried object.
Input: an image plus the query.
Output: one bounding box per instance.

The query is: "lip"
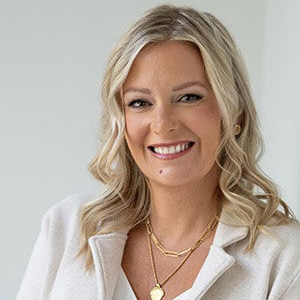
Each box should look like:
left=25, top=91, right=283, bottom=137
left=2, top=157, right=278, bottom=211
left=148, top=141, right=195, bottom=160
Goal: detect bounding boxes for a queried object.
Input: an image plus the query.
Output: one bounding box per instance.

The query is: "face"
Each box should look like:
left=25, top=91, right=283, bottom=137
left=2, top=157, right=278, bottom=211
left=121, top=41, right=222, bottom=188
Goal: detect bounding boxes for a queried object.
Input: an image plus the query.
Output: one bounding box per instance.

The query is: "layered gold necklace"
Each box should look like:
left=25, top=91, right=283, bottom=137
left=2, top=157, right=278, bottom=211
left=145, top=213, right=219, bottom=300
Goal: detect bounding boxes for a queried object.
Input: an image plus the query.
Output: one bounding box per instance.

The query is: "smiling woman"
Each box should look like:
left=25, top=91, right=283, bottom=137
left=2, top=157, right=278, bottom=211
left=16, top=4, right=300, bottom=300
left=122, top=41, right=222, bottom=191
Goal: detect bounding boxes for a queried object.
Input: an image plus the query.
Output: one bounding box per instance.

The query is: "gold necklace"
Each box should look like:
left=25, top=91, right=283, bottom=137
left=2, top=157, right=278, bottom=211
left=146, top=213, right=219, bottom=300
left=146, top=214, right=219, bottom=257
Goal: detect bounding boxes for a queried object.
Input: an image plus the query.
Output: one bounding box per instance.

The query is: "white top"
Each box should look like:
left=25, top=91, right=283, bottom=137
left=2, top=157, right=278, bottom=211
left=16, top=193, right=300, bottom=300
left=112, top=267, right=192, bottom=300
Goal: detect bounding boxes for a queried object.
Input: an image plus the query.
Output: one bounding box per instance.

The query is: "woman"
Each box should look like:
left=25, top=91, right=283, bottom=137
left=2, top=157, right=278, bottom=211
left=17, top=5, right=300, bottom=300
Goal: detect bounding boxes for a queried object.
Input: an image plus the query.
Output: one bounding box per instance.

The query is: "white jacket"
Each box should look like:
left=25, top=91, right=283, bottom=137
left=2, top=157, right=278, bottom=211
left=16, top=193, right=300, bottom=300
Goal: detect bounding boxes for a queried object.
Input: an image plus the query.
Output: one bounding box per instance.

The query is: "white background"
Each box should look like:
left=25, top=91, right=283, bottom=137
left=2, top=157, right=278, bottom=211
left=1, top=0, right=299, bottom=298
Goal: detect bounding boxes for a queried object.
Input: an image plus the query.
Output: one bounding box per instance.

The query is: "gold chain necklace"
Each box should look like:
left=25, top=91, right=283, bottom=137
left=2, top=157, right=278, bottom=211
left=146, top=213, right=219, bottom=300
left=146, top=214, right=219, bottom=257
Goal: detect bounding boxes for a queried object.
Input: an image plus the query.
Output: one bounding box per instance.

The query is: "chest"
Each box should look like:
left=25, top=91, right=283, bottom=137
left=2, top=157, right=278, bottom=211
left=121, top=231, right=214, bottom=300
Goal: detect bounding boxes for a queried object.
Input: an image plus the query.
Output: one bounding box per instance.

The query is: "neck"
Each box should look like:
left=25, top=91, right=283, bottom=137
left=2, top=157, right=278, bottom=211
left=147, top=169, right=221, bottom=250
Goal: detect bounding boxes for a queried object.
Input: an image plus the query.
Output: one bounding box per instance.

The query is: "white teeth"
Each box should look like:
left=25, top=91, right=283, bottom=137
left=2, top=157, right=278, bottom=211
left=153, top=143, right=191, bottom=154
left=170, top=146, right=176, bottom=154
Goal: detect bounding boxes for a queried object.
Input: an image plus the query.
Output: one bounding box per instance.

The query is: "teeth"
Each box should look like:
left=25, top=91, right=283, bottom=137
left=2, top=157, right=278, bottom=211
left=153, top=143, right=191, bottom=154
left=170, top=146, right=176, bottom=154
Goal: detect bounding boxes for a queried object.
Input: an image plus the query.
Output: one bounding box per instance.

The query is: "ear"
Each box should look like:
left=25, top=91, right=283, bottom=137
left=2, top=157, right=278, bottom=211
left=236, top=112, right=245, bottom=127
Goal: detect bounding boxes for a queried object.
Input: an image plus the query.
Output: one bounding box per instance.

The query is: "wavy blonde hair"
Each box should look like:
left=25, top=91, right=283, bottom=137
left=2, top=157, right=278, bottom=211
left=77, top=4, right=296, bottom=271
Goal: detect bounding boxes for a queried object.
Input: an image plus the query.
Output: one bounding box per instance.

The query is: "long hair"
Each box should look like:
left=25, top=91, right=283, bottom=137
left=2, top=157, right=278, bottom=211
left=77, top=4, right=295, bottom=271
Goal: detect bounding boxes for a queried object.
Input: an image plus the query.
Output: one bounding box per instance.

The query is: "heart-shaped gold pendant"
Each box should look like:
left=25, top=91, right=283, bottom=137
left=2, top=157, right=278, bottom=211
left=150, top=284, right=165, bottom=300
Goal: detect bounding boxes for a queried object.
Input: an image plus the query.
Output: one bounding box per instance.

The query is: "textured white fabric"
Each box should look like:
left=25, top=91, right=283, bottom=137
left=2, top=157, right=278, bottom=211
left=16, top=193, right=300, bottom=300
left=112, top=267, right=192, bottom=300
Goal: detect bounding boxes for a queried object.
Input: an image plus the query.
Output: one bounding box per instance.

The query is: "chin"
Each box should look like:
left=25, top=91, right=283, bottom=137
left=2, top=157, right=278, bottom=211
left=149, top=172, right=202, bottom=188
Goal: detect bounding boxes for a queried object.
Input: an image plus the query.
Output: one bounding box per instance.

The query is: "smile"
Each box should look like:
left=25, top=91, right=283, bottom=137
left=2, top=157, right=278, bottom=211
left=148, top=141, right=195, bottom=160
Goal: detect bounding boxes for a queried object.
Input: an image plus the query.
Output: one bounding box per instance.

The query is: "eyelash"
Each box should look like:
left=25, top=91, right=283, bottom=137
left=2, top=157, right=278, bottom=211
left=126, top=94, right=204, bottom=110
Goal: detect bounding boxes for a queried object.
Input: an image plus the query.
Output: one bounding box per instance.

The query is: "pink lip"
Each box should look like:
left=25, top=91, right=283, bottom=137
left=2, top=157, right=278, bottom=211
left=148, top=142, right=194, bottom=160
left=148, top=140, right=193, bottom=147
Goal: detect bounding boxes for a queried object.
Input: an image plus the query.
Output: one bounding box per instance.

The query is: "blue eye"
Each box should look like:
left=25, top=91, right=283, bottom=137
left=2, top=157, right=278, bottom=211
left=179, top=94, right=204, bottom=102
left=127, top=99, right=150, bottom=109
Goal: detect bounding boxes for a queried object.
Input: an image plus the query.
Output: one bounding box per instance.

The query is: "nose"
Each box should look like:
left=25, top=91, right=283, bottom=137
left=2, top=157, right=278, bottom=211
left=150, top=104, right=179, bottom=135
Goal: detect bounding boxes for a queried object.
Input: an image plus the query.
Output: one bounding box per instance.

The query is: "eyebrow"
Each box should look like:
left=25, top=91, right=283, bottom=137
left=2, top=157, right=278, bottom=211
left=123, top=81, right=207, bottom=96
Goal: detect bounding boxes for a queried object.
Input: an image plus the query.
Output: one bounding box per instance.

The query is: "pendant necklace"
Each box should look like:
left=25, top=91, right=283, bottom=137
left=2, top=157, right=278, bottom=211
left=146, top=213, right=219, bottom=300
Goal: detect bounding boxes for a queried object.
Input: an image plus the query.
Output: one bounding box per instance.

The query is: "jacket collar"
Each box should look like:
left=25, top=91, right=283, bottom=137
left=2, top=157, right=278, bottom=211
left=214, top=209, right=249, bottom=248
left=88, top=209, right=249, bottom=300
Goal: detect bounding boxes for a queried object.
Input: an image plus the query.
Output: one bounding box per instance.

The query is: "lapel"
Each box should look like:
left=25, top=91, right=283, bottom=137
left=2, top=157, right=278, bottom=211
left=88, top=226, right=131, bottom=300
left=189, top=211, right=249, bottom=299
left=88, top=210, right=248, bottom=300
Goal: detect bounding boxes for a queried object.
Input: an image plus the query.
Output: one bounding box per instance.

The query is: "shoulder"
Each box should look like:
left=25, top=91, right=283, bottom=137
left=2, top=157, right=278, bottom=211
left=253, top=219, right=300, bottom=263
left=254, top=220, right=300, bottom=294
left=41, top=192, right=97, bottom=240
left=256, top=219, right=300, bottom=256
left=258, top=221, right=300, bottom=299
left=16, top=193, right=98, bottom=299
left=45, top=192, right=97, bottom=218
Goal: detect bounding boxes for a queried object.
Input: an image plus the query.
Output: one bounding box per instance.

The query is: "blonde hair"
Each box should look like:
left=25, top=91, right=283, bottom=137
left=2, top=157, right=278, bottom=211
left=77, top=4, right=296, bottom=271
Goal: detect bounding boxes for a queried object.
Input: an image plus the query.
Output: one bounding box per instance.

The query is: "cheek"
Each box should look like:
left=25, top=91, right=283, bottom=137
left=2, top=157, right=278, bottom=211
left=125, top=113, right=148, bottom=148
left=187, top=105, right=221, bottom=137
left=187, top=107, right=222, bottom=161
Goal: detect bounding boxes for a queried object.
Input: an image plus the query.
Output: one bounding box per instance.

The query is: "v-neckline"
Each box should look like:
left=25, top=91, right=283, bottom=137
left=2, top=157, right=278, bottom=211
left=119, top=267, right=193, bottom=300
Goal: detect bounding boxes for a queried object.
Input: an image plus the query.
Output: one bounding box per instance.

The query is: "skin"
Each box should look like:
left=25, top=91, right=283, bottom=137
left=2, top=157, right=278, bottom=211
left=121, top=40, right=222, bottom=248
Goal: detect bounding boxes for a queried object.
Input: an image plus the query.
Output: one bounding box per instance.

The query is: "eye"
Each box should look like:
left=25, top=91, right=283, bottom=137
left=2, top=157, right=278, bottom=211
left=178, top=93, right=204, bottom=103
left=126, top=99, right=151, bottom=109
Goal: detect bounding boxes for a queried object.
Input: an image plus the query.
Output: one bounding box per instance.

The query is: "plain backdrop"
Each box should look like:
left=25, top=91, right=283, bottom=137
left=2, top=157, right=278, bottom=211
left=1, top=0, right=299, bottom=299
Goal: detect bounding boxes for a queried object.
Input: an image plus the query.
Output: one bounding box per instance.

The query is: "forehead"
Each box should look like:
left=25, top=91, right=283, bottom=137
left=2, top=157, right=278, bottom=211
left=137, top=40, right=202, bottom=61
left=123, top=41, right=209, bottom=90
